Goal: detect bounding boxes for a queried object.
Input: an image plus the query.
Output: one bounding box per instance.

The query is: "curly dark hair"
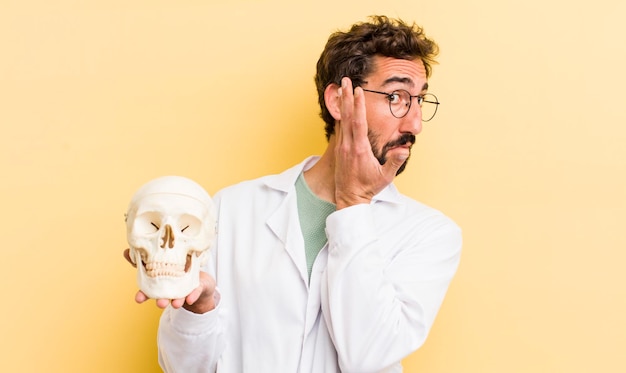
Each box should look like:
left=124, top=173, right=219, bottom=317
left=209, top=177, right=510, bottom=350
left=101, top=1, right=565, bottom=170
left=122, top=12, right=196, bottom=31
left=314, top=15, right=439, bottom=140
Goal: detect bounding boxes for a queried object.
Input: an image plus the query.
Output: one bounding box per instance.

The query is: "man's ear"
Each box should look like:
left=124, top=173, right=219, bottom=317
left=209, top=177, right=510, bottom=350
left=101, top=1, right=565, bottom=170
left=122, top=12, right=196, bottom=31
left=324, top=83, right=342, bottom=121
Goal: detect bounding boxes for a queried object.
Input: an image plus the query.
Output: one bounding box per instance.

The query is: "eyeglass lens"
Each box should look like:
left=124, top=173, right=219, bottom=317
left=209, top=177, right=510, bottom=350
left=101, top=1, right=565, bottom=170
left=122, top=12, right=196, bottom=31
left=390, top=91, right=439, bottom=121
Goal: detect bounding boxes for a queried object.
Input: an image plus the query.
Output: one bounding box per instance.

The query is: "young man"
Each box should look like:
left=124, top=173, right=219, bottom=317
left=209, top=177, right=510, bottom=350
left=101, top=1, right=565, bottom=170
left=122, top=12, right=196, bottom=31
left=126, top=15, right=462, bottom=373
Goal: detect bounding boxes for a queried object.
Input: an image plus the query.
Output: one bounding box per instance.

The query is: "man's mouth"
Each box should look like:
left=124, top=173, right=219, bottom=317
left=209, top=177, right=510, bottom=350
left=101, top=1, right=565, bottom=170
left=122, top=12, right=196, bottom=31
left=388, top=133, right=416, bottom=150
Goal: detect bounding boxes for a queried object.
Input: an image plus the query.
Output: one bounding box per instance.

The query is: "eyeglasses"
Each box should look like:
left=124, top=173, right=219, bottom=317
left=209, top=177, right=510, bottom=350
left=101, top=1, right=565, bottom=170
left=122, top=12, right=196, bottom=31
left=362, top=89, right=440, bottom=121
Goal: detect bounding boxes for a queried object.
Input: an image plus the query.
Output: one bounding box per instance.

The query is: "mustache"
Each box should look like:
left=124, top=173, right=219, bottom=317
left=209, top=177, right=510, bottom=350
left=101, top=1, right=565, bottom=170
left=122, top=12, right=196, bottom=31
left=376, top=133, right=416, bottom=168
left=385, top=133, right=416, bottom=149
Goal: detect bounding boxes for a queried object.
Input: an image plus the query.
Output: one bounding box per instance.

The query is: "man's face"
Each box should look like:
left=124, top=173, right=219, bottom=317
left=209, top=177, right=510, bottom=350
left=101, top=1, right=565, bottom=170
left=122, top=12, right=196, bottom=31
left=362, top=56, right=429, bottom=175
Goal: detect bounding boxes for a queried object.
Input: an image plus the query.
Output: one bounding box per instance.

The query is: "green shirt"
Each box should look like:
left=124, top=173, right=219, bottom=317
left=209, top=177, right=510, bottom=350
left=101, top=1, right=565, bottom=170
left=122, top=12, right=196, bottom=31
left=295, top=172, right=336, bottom=281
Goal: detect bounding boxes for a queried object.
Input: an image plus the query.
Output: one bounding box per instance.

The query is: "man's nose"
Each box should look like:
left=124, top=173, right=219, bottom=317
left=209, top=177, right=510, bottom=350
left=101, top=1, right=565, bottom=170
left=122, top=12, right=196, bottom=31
left=401, top=102, right=422, bottom=135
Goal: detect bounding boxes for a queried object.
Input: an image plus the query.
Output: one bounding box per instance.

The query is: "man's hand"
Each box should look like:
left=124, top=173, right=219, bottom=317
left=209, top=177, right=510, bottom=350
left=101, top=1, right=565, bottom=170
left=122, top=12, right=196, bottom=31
left=333, top=77, right=407, bottom=209
left=123, top=249, right=217, bottom=313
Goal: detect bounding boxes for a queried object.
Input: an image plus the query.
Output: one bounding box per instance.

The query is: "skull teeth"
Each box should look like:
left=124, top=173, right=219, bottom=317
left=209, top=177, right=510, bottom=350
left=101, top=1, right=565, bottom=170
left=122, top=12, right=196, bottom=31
left=145, top=261, right=186, bottom=278
left=142, top=254, right=195, bottom=278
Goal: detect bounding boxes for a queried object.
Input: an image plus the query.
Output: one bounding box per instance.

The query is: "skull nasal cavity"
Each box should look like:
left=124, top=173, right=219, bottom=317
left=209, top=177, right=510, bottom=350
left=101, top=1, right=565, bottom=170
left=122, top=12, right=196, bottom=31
left=160, top=224, right=175, bottom=249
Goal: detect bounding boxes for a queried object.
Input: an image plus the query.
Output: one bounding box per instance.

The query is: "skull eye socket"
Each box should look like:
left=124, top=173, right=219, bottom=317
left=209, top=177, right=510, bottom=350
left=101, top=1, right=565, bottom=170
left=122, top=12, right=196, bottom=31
left=134, top=212, right=162, bottom=235
left=178, top=214, right=202, bottom=236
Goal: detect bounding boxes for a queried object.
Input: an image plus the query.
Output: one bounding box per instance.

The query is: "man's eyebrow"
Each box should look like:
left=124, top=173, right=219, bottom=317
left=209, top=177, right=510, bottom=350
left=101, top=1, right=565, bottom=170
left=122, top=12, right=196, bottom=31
left=382, top=77, right=429, bottom=91
left=382, top=76, right=413, bottom=86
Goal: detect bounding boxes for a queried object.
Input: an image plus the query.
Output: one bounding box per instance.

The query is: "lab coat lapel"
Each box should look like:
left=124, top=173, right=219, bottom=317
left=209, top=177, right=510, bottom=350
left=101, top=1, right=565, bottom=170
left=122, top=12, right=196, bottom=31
left=265, top=163, right=311, bottom=286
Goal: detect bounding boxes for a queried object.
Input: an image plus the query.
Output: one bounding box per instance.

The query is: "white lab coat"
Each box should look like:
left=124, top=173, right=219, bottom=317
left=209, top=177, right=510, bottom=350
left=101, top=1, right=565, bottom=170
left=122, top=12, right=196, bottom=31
left=157, top=157, right=462, bottom=373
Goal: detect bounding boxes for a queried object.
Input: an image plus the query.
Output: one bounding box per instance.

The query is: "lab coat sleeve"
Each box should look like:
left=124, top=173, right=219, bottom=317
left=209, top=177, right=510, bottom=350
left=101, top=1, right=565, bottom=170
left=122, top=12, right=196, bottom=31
left=157, top=289, right=226, bottom=373
left=322, top=203, right=462, bottom=373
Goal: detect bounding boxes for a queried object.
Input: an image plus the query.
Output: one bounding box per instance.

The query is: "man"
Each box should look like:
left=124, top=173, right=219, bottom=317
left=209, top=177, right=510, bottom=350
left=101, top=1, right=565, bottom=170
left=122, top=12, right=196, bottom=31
left=125, top=15, right=461, bottom=373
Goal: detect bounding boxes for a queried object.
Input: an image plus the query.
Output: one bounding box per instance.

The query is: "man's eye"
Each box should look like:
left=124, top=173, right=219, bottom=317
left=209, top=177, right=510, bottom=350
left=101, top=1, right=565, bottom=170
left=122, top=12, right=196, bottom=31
left=387, top=93, right=401, bottom=104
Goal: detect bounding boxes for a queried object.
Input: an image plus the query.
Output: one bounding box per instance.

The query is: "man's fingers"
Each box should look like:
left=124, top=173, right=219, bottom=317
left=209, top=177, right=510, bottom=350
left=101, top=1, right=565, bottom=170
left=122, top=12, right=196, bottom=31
left=382, top=149, right=410, bottom=178
left=135, top=290, right=149, bottom=304
left=351, top=86, right=368, bottom=141
left=168, top=298, right=185, bottom=309
left=338, top=77, right=368, bottom=147
left=136, top=290, right=185, bottom=309
left=338, top=77, right=354, bottom=141
left=185, top=284, right=203, bottom=306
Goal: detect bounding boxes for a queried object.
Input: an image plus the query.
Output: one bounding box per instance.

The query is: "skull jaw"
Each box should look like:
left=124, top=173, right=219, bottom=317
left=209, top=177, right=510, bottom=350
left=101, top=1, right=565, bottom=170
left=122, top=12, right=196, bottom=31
left=134, top=250, right=202, bottom=299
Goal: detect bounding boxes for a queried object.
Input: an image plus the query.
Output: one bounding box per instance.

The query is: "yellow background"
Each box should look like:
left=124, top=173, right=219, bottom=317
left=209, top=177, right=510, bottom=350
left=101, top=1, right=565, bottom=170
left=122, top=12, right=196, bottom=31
left=1, top=0, right=625, bottom=372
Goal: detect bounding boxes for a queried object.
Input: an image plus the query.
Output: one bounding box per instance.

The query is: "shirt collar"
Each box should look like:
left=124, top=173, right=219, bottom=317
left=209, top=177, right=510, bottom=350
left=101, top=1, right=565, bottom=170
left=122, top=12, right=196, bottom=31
left=263, top=156, right=403, bottom=204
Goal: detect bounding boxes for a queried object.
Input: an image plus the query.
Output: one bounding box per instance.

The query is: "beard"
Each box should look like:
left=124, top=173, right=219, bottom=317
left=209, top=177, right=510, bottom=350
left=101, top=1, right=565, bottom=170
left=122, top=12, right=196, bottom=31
left=370, top=132, right=416, bottom=176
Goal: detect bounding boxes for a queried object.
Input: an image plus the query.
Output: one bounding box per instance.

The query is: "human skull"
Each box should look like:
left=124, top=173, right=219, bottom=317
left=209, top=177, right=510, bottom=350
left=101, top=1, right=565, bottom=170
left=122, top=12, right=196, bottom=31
left=125, top=176, right=216, bottom=299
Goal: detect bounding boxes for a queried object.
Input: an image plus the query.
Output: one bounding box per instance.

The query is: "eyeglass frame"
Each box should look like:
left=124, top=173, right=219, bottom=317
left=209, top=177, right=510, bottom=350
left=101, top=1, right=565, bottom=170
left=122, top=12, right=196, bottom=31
left=361, top=88, right=440, bottom=121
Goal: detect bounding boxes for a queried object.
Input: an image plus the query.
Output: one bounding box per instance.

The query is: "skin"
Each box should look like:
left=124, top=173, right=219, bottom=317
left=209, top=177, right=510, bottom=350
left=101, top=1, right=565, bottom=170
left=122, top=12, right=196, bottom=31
left=124, top=55, right=429, bottom=313
left=309, top=56, right=426, bottom=208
